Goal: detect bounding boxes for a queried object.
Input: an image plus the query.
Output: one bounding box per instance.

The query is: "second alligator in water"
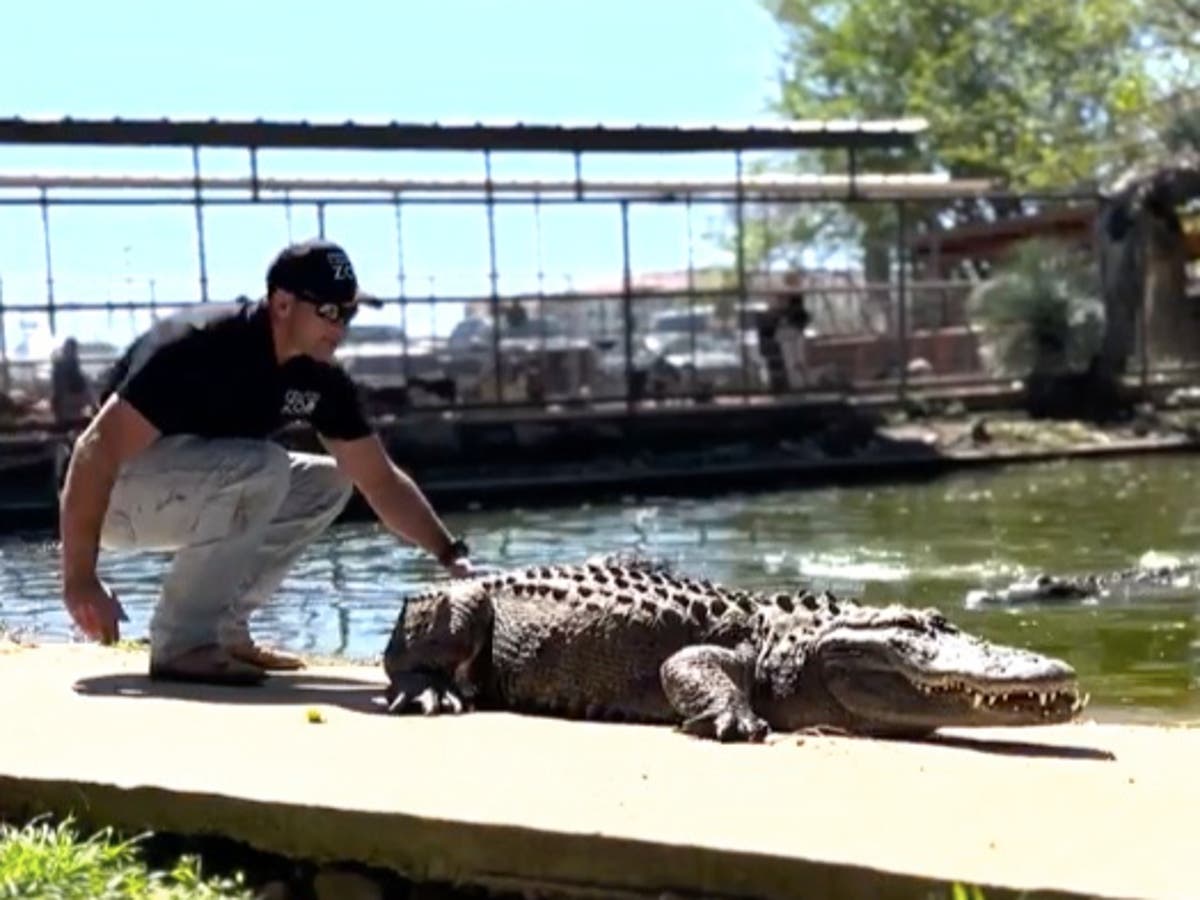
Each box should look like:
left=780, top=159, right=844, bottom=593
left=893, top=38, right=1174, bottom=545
left=965, top=562, right=1199, bottom=608
left=384, top=558, right=1086, bottom=742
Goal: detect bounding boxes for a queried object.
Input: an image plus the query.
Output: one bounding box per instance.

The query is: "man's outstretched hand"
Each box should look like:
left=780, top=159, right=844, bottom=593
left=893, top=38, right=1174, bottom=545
left=63, top=574, right=127, bottom=644
left=446, top=557, right=475, bottom=579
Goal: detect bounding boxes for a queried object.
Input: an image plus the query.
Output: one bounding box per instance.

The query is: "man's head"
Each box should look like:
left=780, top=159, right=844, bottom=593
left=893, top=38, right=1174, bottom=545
left=264, top=239, right=376, bottom=362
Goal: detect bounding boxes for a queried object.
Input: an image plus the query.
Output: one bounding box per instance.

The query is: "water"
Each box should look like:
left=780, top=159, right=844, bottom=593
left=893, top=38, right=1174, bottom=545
left=2, top=454, right=1198, bottom=721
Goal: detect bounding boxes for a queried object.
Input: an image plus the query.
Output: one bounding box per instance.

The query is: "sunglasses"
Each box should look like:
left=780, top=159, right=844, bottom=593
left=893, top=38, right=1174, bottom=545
left=295, top=292, right=359, bottom=326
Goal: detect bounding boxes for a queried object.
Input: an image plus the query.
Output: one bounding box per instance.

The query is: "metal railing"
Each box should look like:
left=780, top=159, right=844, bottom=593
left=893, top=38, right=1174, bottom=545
left=3, top=115, right=1179, bottom=424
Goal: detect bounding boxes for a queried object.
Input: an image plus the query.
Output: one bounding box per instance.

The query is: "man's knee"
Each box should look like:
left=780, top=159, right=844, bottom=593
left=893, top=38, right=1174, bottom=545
left=226, top=441, right=292, bottom=491
left=286, top=453, right=353, bottom=520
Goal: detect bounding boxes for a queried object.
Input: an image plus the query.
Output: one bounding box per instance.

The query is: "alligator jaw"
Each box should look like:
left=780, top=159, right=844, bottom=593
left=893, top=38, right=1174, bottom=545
left=814, top=622, right=1087, bottom=732
left=909, top=675, right=1088, bottom=723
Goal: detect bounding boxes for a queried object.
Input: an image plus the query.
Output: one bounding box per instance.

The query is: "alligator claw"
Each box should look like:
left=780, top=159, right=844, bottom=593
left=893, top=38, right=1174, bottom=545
left=385, top=673, right=465, bottom=716
left=681, top=709, right=769, bottom=743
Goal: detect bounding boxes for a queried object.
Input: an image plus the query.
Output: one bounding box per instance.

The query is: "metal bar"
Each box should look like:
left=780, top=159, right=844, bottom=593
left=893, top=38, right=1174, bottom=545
left=249, top=147, right=260, bottom=201
left=0, top=280, right=970, bottom=315
left=896, top=200, right=910, bottom=400
left=0, top=171, right=997, bottom=198
left=734, top=151, right=749, bottom=399
left=316, top=202, right=326, bottom=238
left=191, top=147, right=209, bottom=303
left=1138, top=234, right=1149, bottom=393
left=620, top=200, right=634, bottom=413
left=484, top=149, right=504, bottom=401
left=0, top=276, right=8, bottom=394
left=686, top=192, right=698, bottom=395
left=283, top=189, right=294, bottom=242
left=393, top=192, right=411, bottom=384
left=0, top=116, right=931, bottom=153
left=533, top=191, right=545, bottom=296
left=39, top=187, right=56, bottom=334
left=1, top=192, right=1000, bottom=209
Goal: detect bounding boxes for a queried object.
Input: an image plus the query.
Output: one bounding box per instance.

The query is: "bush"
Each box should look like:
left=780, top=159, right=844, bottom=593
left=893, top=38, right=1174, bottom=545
left=969, top=238, right=1104, bottom=377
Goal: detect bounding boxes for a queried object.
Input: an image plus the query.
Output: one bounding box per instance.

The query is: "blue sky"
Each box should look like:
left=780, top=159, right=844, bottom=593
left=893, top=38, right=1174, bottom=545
left=0, top=0, right=788, bottom=351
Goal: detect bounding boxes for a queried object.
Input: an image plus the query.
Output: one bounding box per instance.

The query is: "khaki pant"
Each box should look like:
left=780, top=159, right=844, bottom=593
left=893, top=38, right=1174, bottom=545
left=101, top=435, right=353, bottom=660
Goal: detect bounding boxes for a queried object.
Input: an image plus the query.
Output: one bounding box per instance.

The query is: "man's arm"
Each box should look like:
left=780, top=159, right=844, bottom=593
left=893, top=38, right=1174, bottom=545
left=320, top=433, right=467, bottom=570
left=60, top=394, right=160, bottom=640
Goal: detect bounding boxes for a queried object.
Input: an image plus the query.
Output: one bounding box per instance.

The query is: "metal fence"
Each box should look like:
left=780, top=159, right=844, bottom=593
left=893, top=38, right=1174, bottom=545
left=2, top=116, right=1181, bottom=423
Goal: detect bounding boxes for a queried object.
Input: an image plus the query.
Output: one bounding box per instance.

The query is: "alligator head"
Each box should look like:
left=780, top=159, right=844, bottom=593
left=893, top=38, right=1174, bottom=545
left=964, top=573, right=1099, bottom=608
left=758, top=604, right=1086, bottom=736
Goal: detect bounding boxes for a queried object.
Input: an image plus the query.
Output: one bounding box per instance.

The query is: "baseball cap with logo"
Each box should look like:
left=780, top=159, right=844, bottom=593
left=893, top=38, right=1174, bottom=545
left=266, top=239, right=381, bottom=322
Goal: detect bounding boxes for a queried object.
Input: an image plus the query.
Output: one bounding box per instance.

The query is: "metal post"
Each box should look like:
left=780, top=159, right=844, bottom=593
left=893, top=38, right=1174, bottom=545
left=896, top=199, right=910, bottom=400
left=734, top=151, right=749, bottom=398
left=1138, top=233, right=1149, bottom=394
left=620, top=200, right=634, bottom=412
left=316, top=202, right=326, bottom=239
left=685, top=192, right=698, bottom=395
left=39, top=188, right=57, bottom=335
left=0, top=276, right=9, bottom=394
left=249, top=147, right=260, bottom=202
left=393, top=192, right=411, bottom=384
left=484, top=149, right=504, bottom=402
left=532, top=190, right=548, bottom=372
left=283, top=189, right=294, bottom=243
left=191, top=147, right=210, bottom=303
left=533, top=191, right=546, bottom=296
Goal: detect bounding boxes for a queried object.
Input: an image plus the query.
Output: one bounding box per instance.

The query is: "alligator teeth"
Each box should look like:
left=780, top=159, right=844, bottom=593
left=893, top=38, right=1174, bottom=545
left=1039, top=693, right=1049, bottom=707
left=971, top=693, right=982, bottom=709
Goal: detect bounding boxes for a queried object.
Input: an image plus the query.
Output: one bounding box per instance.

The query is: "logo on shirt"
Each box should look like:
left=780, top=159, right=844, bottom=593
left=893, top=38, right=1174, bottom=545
left=281, top=389, right=320, bottom=418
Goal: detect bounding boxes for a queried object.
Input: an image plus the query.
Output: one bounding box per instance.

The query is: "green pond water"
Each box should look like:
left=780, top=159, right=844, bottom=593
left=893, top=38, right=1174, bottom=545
left=2, top=452, right=1197, bottom=721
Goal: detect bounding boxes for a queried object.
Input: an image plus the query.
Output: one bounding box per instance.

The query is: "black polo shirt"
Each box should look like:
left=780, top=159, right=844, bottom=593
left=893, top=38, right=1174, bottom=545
left=101, top=300, right=371, bottom=441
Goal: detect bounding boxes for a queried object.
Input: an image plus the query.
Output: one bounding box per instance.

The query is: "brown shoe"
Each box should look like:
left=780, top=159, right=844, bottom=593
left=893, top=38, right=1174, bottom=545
left=149, top=644, right=267, bottom=686
left=227, top=642, right=306, bottom=671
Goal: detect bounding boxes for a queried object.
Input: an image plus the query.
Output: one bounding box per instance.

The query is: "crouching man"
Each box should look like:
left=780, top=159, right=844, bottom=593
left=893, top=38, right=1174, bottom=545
left=59, top=239, right=472, bottom=685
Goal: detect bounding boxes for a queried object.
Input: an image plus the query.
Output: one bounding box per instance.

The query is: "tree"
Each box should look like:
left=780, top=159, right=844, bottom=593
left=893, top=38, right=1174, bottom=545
left=765, top=0, right=1156, bottom=194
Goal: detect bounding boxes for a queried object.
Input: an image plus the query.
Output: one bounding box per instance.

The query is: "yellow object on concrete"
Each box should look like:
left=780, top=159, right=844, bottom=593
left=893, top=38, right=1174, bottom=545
left=0, top=642, right=1195, bottom=899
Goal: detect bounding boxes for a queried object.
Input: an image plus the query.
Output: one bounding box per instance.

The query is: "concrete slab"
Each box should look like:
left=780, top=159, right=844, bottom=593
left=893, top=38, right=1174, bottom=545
left=0, top=641, right=1196, bottom=900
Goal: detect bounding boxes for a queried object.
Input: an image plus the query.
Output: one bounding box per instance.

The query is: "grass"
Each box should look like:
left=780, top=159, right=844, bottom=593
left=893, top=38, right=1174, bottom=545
left=0, top=818, right=253, bottom=899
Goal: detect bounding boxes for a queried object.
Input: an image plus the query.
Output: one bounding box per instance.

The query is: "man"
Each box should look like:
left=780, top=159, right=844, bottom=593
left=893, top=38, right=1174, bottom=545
left=59, top=239, right=473, bottom=685
left=50, top=336, right=97, bottom=426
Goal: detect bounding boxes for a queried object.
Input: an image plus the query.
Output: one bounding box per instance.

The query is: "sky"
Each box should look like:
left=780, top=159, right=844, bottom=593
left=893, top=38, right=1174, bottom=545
left=0, top=0, right=789, bottom=353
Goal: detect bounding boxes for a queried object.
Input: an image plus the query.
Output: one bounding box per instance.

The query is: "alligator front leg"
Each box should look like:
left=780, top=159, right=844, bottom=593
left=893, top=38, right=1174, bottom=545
left=383, top=584, right=494, bottom=716
left=660, top=645, right=768, bottom=742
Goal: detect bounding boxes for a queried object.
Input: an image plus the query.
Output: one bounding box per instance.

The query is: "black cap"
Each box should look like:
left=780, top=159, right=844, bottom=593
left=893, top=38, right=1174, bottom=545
left=266, top=239, right=380, bottom=307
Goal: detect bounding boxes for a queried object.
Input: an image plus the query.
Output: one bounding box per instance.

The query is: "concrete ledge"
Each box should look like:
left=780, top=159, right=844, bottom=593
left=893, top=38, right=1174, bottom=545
left=0, top=642, right=1196, bottom=899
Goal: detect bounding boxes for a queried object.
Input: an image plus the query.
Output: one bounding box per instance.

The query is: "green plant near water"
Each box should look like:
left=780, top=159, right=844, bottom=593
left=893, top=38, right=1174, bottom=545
left=0, top=818, right=252, bottom=899
left=968, top=238, right=1104, bottom=378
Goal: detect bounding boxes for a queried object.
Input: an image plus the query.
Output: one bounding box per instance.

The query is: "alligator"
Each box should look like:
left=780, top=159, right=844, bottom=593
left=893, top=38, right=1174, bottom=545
left=383, top=558, right=1086, bottom=742
left=964, top=563, right=1199, bottom=608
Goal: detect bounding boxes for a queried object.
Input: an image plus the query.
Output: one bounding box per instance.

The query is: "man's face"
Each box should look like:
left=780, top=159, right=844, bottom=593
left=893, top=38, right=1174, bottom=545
left=275, top=291, right=355, bottom=362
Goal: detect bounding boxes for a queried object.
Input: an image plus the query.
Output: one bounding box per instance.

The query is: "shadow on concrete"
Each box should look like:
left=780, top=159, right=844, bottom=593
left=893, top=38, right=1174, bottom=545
left=72, top=671, right=390, bottom=715
left=70, top=672, right=1121, bottom=762
left=920, top=732, right=1117, bottom=762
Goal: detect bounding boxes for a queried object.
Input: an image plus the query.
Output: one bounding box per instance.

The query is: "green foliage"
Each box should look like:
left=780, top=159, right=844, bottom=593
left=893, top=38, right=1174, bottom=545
left=968, top=238, right=1103, bottom=376
left=765, top=0, right=1156, bottom=191
left=0, top=818, right=252, bottom=899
